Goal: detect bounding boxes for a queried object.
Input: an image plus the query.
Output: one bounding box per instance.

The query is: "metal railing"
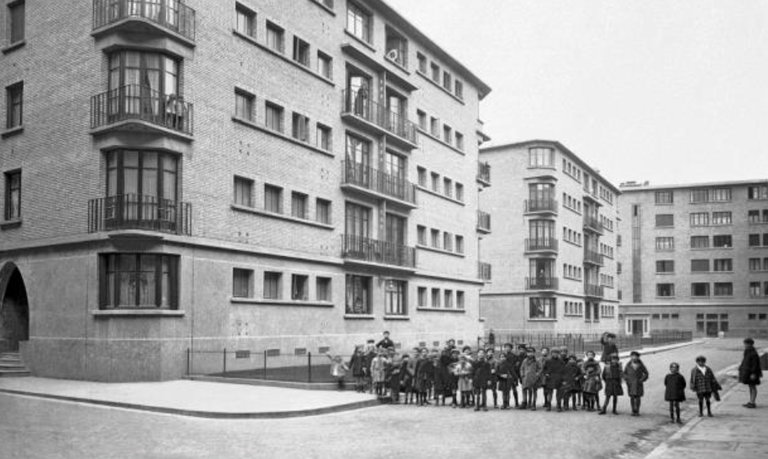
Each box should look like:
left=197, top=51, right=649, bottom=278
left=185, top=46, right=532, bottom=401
left=88, top=194, right=192, bottom=235
left=526, top=277, right=559, bottom=290
left=584, top=284, right=604, bottom=298
left=341, top=161, right=417, bottom=205
left=584, top=215, right=604, bottom=233
left=481, top=330, right=694, bottom=355
left=341, top=90, right=418, bottom=145
left=341, top=234, right=416, bottom=268
left=525, top=198, right=558, bottom=213
left=525, top=238, right=559, bottom=252
left=91, top=85, right=194, bottom=135
left=187, top=350, right=344, bottom=384
left=584, top=250, right=604, bottom=265
left=478, top=262, right=492, bottom=281
left=93, top=0, right=196, bottom=41
left=477, top=210, right=491, bottom=232
left=477, top=161, right=491, bottom=184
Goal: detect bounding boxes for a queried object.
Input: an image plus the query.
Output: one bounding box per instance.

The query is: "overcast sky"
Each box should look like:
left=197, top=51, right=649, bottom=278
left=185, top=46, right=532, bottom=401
left=387, top=0, right=768, bottom=186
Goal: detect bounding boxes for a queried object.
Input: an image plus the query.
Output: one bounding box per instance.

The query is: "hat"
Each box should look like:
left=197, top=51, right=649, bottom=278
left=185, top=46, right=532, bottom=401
left=695, top=355, right=706, bottom=363
left=744, top=337, right=755, bottom=345
left=630, top=351, right=640, bottom=357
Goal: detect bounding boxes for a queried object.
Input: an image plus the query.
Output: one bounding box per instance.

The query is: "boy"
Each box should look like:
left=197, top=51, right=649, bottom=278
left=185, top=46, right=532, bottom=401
left=487, top=349, right=499, bottom=408
left=400, top=354, right=414, bottom=404
left=455, top=353, right=473, bottom=408
left=376, top=331, right=394, bottom=350
left=472, top=349, right=491, bottom=411
left=600, top=332, right=619, bottom=365
left=690, top=355, right=721, bottom=417
left=325, top=352, right=349, bottom=391
left=624, top=351, right=649, bottom=416
left=520, top=347, right=540, bottom=410
left=543, top=348, right=565, bottom=411
left=561, top=355, right=582, bottom=411
left=739, top=337, right=762, bottom=409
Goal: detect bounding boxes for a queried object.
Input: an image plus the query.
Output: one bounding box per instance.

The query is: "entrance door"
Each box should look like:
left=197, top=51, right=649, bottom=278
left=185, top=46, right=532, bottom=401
left=706, top=321, right=719, bottom=337
left=0, top=266, right=29, bottom=352
left=630, top=320, right=644, bottom=336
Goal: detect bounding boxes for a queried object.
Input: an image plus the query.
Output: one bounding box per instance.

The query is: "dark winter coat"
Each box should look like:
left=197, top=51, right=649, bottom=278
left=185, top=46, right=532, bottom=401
left=623, top=360, right=650, bottom=397
left=472, top=359, right=492, bottom=390
left=739, top=347, right=763, bottom=386
left=434, top=350, right=456, bottom=393
left=415, top=358, right=435, bottom=392
left=664, top=373, right=686, bottom=402
left=543, top=357, right=566, bottom=390
left=600, top=336, right=619, bottom=363
left=496, top=357, right=517, bottom=391
left=562, top=362, right=583, bottom=392
left=602, top=361, right=624, bottom=396
left=690, top=366, right=721, bottom=395
left=583, top=362, right=602, bottom=394
left=400, top=361, right=413, bottom=391
left=520, top=357, right=541, bottom=389
left=349, top=352, right=367, bottom=378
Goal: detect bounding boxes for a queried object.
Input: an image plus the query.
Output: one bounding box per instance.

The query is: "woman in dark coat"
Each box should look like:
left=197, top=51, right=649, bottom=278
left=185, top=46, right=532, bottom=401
left=739, top=337, right=762, bottom=409
left=623, top=351, right=650, bottom=416
left=599, top=353, right=623, bottom=415
left=664, top=362, right=686, bottom=424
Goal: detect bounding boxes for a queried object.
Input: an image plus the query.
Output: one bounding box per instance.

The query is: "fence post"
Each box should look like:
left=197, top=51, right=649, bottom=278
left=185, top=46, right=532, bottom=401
left=308, top=352, right=312, bottom=383
left=186, top=348, right=191, bottom=376
left=263, top=350, right=268, bottom=380
left=223, top=348, right=227, bottom=375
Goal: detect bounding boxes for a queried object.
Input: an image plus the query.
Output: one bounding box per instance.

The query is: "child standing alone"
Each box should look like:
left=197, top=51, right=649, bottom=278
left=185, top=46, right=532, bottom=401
left=690, top=356, right=721, bottom=417
left=664, top=362, right=686, bottom=424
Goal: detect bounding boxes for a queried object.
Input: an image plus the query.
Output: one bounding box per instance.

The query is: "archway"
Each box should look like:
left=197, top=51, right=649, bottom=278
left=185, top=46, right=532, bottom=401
left=0, top=263, right=29, bottom=352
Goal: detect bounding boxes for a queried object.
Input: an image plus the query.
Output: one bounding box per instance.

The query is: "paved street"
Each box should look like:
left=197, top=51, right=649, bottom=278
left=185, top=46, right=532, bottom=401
left=0, top=339, right=755, bottom=459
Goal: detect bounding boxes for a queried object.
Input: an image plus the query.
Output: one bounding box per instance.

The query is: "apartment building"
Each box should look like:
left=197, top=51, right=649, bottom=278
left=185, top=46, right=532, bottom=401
left=0, top=0, right=491, bottom=381
left=617, top=180, right=768, bottom=338
left=478, top=141, right=621, bottom=335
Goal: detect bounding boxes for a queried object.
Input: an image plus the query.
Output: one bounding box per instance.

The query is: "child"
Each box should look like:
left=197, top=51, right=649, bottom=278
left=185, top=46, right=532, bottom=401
left=582, top=351, right=602, bottom=412
left=561, top=355, right=582, bottom=411
left=543, top=348, right=565, bottom=411
left=664, top=362, right=686, bottom=424
left=455, top=354, right=473, bottom=408
left=400, top=354, right=414, bottom=404
left=325, top=352, right=350, bottom=391
left=739, top=337, right=762, bottom=409
left=487, top=349, right=499, bottom=408
left=387, top=354, right=402, bottom=404
left=370, top=349, right=388, bottom=396
left=415, top=348, right=435, bottom=406
left=363, top=340, right=376, bottom=393
left=497, top=350, right=517, bottom=410
left=472, top=349, right=491, bottom=412
left=520, top=347, right=541, bottom=411
left=600, top=332, right=619, bottom=365
left=599, top=353, right=623, bottom=415
left=573, top=357, right=585, bottom=409
left=690, top=355, right=721, bottom=417
left=624, top=351, right=650, bottom=416
left=348, top=346, right=367, bottom=392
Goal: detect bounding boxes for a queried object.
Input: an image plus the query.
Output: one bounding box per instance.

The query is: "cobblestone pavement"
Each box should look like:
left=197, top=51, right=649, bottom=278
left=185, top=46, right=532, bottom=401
left=0, top=339, right=755, bottom=459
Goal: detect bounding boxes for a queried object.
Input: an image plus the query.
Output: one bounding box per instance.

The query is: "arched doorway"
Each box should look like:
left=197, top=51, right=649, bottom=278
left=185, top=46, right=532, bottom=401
left=0, top=263, right=29, bottom=352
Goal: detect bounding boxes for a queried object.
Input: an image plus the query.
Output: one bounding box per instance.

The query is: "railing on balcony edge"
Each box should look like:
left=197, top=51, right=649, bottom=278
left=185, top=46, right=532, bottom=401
left=584, top=250, right=604, bottom=265
left=91, top=85, right=194, bottom=136
left=477, top=161, right=491, bottom=184
left=342, top=90, right=418, bottom=145
left=526, top=277, right=559, bottom=290
left=88, top=194, right=192, bottom=236
left=525, top=198, right=558, bottom=213
left=584, top=284, right=605, bottom=298
left=477, top=210, right=491, bottom=232
left=478, top=262, right=492, bottom=281
left=93, top=0, right=196, bottom=41
left=342, top=161, right=417, bottom=205
left=584, top=215, right=604, bottom=233
left=341, top=234, right=416, bottom=268
left=525, top=238, right=559, bottom=252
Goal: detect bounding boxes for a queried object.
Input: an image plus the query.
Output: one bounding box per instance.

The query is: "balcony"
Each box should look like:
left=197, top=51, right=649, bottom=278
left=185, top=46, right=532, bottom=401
left=476, top=119, right=491, bottom=144
left=88, top=194, right=192, bottom=236
left=341, top=161, right=417, bottom=208
left=477, top=210, right=491, bottom=233
left=478, top=262, right=492, bottom=281
left=91, top=85, right=194, bottom=139
left=92, top=0, right=196, bottom=45
left=341, top=90, right=419, bottom=149
left=583, top=215, right=604, bottom=234
left=526, top=277, right=559, bottom=291
left=584, top=250, right=604, bottom=266
left=524, top=198, right=558, bottom=215
left=477, top=161, right=491, bottom=186
left=585, top=284, right=605, bottom=298
left=524, top=238, right=559, bottom=254
left=341, top=235, right=416, bottom=269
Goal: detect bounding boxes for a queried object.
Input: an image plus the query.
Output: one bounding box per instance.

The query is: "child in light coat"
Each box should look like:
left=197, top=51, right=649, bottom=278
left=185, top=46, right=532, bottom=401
left=325, top=352, right=349, bottom=391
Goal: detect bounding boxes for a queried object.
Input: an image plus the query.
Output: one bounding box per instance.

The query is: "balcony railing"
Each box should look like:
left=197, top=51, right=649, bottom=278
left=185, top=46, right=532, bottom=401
left=478, top=262, right=492, bottom=281
left=88, top=194, right=192, bottom=235
left=341, top=90, right=418, bottom=145
left=341, top=161, right=417, bottom=205
left=341, top=234, right=416, bottom=269
left=584, top=250, right=604, bottom=265
left=525, top=238, right=559, bottom=252
left=477, top=161, right=491, bottom=185
left=93, top=0, right=196, bottom=41
left=477, top=210, right=491, bottom=232
left=525, top=198, right=558, bottom=214
left=585, top=284, right=605, bottom=298
left=91, top=85, right=194, bottom=136
left=583, top=215, right=604, bottom=233
left=526, top=277, right=559, bottom=290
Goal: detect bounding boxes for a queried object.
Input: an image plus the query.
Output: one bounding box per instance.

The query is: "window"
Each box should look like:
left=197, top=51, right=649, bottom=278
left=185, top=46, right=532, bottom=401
left=431, top=172, right=440, bottom=193
left=430, top=63, right=440, bottom=83
left=385, top=27, right=408, bottom=68
left=291, top=192, right=308, bottom=219
left=748, top=258, right=764, bottom=271
left=713, top=259, right=732, bottom=272
left=530, top=298, right=556, bottom=319
left=266, top=21, right=285, bottom=53
left=455, top=80, right=464, bottom=99
left=417, top=287, right=427, bottom=307
left=691, top=282, right=710, bottom=297
left=656, top=284, right=675, bottom=297
left=689, top=212, right=709, bottom=227
left=265, top=102, right=284, bottom=132
left=457, top=291, right=465, bottom=309
left=417, top=52, right=427, bottom=73
left=417, top=167, right=427, bottom=187
left=710, top=188, right=731, bottom=202
left=233, top=268, right=254, bottom=298
left=431, top=288, right=441, bottom=308
left=455, top=235, right=464, bottom=254
left=100, top=254, right=179, bottom=309
left=656, top=214, right=674, bottom=227
left=291, top=274, right=309, bottom=300
left=443, top=178, right=452, bottom=198
left=431, top=229, right=440, bottom=249
left=107, top=52, right=180, bottom=125
left=417, top=110, right=427, bottom=129
left=749, top=282, right=762, bottom=297
left=443, top=232, right=453, bottom=252
left=455, top=183, right=464, bottom=202
left=529, top=147, right=555, bottom=168
left=712, top=211, right=732, bottom=225
left=345, top=274, right=371, bottom=314
left=385, top=280, right=407, bottom=315
left=747, top=185, right=768, bottom=200
left=417, top=225, right=426, bottom=245
left=316, top=198, right=331, bottom=224
left=655, top=191, right=673, bottom=205
left=317, top=52, right=333, bottom=80
left=345, top=202, right=370, bottom=237
left=6, top=82, right=23, bottom=129
left=655, top=237, right=674, bottom=251
left=291, top=112, right=309, bottom=142
left=691, top=236, right=709, bottom=249
left=691, top=259, right=710, bottom=272
left=346, top=2, right=371, bottom=43
left=713, top=282, right=733, bottom=297
left=4, top=170, right=21, bottom=221
left=690, top=189, right=708, bottom=203
left=264, top=184, right=282, bottom=213
left=713, top=235, right=732, bottom=248
left=428, top=116, right=439, bottom=137
left=656, top=260, right=674, bottom=273
left=233, top=176, right=253, bottom=207
left=443, top=125, right=452, bottom=144
left=235, top=90, right=255, bottom=121
left=235, top=4, right=255, bottom=37
left=442, top=71, right=452, bottom=91
left=7, top=1, right=24, bottom=44
left=263, top=272, right=282, bottom=299
left=444, top=290, right=454, bottom=309
left=293, top=36, right=310, bottom=67
left=316, top=277, right=331, bottom=302
left=455, top=132, right=464, bottom=151
left=316, top=124, right=332, bottom=151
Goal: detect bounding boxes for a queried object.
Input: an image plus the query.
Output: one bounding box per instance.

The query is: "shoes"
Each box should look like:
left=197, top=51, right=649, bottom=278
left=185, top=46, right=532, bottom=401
left=598, top=410, right=606, bottom=415
left=707, top=413, right=713, bottom=417
left=676, top=419, right=683, bottom=424
left=474, top=407, right=480, bottom=412
left=612, top=411, right=618, bottom=415
left=482, top=407, right=488, bottom=412
left=744, top=403, right=756, bottom=409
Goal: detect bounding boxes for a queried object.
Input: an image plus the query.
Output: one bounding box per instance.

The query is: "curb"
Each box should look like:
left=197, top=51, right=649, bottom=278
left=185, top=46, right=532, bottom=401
left=0, top=387, right=381, bottom=419
left=616, top=339, right=703, bottom=360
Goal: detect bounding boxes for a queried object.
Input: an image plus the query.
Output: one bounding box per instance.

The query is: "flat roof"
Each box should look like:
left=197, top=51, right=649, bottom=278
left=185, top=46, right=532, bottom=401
left=371, top=0, right=492, bottom=99
left=480, top=139, right=622, bottom=195
left=620, top=178, right=768, bottom=192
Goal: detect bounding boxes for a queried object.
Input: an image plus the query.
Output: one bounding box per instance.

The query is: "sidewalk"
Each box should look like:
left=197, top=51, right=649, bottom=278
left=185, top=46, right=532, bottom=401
left=0, top=377, right=378, bottom=419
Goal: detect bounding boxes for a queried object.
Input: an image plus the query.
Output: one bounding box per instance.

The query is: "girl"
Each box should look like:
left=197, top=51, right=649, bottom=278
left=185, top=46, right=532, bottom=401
left=664, top=362, right=686, bottom=424
left=455, top=354, right=473, bottom=408
left=520, top=347, right=541, bottom=411
left=582, top=360, right=602, bottom=412
left=348, top=346, right=367, bottom=392
left=690, top=355, right=721, bottom=417
left=370, top=349, right=388, bottom=396
left=561, top=355, right=582, bottom=411
left=624, top=351, right=650, bottom=416
left=599, top=353, right=623, bottom=415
